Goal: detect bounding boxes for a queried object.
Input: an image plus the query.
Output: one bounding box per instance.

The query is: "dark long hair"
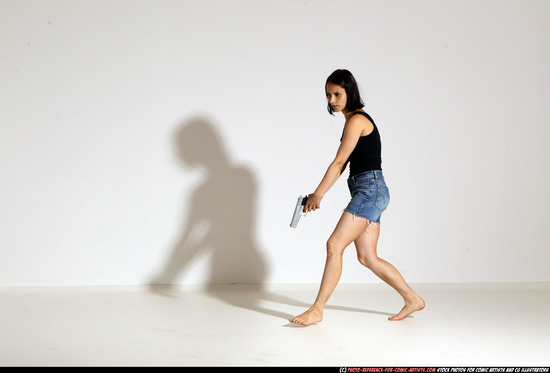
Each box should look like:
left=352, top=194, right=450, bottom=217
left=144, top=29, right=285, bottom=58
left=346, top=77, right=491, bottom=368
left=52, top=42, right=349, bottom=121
left=326, top=69, right=365, bottom=115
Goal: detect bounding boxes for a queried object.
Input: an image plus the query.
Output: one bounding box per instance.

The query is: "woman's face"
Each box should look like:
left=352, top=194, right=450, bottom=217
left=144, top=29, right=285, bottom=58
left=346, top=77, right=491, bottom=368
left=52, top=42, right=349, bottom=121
left=326, top=83, right=347, bottom=112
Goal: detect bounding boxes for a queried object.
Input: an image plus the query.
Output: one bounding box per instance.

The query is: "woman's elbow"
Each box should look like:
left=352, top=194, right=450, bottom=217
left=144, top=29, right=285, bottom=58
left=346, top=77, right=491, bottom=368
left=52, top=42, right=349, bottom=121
left=331, top=159, right=347, bottom=169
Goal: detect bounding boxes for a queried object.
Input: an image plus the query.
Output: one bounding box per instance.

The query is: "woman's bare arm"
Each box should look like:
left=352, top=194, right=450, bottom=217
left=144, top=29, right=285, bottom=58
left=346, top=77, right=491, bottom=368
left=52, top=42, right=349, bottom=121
left=304, top=115, right=371, bottom=212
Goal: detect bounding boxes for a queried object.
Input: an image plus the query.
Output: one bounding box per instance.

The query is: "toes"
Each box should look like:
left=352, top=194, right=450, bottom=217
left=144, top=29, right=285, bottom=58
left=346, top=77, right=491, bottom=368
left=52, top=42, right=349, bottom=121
left=289, top=316, right=309, bottom=326
left=388, top=315, right=403, bottom=321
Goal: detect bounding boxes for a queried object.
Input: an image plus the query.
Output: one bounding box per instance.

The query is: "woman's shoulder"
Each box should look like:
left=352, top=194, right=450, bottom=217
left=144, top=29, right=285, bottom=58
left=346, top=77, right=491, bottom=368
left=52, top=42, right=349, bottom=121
left=347, top=111, right=374, bottom=136
left=351, top=110, right=375, bottom=122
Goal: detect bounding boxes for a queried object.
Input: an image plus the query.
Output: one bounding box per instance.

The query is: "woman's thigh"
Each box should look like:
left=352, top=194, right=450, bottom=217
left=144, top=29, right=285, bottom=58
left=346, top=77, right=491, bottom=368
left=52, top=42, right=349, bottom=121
left=327, top=211, right=370, bottom=255
left=354, top=222, right=380, bottom=263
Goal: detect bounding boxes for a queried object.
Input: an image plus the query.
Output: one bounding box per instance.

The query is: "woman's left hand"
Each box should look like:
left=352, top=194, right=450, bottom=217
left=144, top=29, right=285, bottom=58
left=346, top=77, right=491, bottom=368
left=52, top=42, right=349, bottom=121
left=304, top=193, right=322, bottom=213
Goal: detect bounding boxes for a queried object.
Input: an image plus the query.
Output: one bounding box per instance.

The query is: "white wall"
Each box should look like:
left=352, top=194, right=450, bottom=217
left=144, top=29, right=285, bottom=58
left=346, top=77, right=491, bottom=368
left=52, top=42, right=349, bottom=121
left=1, top=0, right=549, bottom=286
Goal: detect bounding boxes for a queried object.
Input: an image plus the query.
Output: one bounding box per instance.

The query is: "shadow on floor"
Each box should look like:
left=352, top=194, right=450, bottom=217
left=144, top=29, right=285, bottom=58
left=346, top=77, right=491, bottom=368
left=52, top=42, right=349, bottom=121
left=150, top=283, right=396, bottom=325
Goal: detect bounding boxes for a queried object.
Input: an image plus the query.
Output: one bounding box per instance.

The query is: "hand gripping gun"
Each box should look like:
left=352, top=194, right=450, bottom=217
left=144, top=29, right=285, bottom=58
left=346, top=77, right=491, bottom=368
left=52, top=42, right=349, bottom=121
left=290, top=195, right=308, bottom=228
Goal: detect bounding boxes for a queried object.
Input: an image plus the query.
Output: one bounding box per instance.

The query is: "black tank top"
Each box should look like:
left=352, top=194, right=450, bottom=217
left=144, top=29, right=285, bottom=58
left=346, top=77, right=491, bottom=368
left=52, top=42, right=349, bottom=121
left=343, top=111, right=382, bottom=176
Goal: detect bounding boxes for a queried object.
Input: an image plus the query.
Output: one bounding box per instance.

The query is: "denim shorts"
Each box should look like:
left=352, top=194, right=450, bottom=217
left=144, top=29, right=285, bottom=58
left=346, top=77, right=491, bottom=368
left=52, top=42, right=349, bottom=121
left=344, top=170, right=390, bottom=223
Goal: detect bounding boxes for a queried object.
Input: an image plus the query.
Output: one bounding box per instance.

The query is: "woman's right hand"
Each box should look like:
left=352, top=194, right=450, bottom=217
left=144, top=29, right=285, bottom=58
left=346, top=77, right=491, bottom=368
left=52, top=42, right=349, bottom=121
left=304, top=193, right=322, bottom=213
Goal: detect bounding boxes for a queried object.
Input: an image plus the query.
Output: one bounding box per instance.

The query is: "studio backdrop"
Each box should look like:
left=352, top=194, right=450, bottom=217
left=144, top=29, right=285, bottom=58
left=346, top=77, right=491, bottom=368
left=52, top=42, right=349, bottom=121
left=1, top=0, right=549, bottom=286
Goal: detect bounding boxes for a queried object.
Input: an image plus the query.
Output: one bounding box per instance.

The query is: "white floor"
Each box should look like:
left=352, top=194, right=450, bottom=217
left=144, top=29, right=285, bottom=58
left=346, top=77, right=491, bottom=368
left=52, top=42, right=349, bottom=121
left=1, top=283, right=549, bottom=367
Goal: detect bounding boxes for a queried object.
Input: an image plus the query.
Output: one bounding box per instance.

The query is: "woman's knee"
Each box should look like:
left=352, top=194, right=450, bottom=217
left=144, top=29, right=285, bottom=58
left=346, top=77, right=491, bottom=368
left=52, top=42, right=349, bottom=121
left=326, top=237, right=344, bottom=257
left=357, top=254, right=378, bottom=269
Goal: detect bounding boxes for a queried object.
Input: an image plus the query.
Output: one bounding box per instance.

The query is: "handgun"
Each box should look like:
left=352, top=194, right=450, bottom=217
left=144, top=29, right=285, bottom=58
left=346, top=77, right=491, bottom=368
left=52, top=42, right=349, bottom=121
left=290, top=195, right=308, bottom=228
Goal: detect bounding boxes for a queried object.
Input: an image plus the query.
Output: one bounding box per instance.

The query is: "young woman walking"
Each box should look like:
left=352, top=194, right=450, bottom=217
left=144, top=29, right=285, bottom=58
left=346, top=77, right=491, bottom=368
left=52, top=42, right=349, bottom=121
left=289, top=69, right=425, bottom=326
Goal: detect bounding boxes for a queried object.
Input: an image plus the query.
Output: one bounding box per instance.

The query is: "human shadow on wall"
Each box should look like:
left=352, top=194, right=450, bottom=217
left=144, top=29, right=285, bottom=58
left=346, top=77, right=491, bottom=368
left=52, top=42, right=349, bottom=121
left=151, top=116, right=265, bottom=284
left=150, top=116, right=295, bottom=320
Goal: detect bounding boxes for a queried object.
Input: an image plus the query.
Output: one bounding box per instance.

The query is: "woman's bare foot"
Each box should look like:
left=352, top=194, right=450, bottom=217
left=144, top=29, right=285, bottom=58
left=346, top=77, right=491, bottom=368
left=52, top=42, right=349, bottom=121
left=289, top=306, right=323, bottom=326
left=388, top=296, right=425, bottom=321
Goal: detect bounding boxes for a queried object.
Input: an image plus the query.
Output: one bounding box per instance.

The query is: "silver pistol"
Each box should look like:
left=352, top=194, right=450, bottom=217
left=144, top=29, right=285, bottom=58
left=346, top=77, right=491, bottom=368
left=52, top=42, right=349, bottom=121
left=290, top=195, right=308, bottom=228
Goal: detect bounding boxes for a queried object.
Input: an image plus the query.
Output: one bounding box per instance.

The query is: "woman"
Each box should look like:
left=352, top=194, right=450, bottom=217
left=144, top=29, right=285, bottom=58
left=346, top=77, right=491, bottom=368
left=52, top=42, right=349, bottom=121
left=289, top=69, right=425, bottom=326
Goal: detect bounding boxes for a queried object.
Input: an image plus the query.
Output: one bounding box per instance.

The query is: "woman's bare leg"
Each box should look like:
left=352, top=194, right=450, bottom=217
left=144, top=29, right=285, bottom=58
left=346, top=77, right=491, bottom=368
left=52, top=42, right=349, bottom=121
left=289, top=212, right=369, bottom=325
left=354, top=223, right=425, bottom=320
